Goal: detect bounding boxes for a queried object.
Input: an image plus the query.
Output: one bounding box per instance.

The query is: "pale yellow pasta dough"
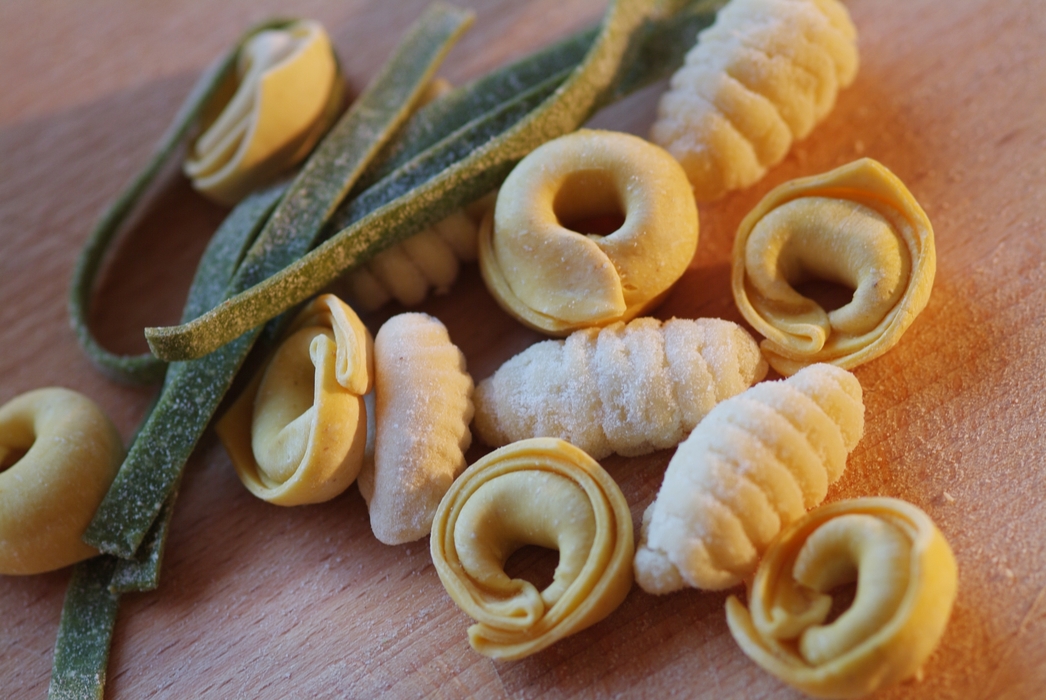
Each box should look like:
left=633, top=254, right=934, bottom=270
left=635, top=363, right=864, bottom=593
left=217, top=294, right=373, bottom=506
left=430, top=437, right=634, bottom=660
left=0, top=388, right=123, bottom=575
left=732, top=158, right=936, bottom=375
left=474, top=316, right=767, bottom=460
left=479, top=129, right=698, bottom=335
left=185, top=19, right=342, bottom=205
left=726, top=497, right=957, bottom=699
left=651, top=0, right=858, bottom=201
left=356, top=313, right=474, bottom=545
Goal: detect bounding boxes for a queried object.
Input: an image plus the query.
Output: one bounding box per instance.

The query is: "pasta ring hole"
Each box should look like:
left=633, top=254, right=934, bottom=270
left=552, top=169, right=627, bottom=239
left=503, top=544, right=560, bottom=594
left=792, top=278, right=857, bottom=315
left=0, top=446, right=27, bottom=473
left=819, top=579, right=858, bottom=626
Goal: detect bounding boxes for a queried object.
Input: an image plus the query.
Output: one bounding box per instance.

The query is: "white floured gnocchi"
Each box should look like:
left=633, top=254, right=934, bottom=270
left=651, top=0, right=859, bottom=201
left=473, top=317, right=767, bottom=461
left=357, top=313, right=474, bottom=545
left=634, top=363, right=864, bottom=593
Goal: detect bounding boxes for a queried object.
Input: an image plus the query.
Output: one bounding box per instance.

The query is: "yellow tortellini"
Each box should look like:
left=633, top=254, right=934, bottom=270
left=651, top=0, right=858, bottom=201
left=185, top=19, right=343, bottom=205
left=430, top=437, right=634, bottom=660
left=634, top=363, right=864, bottom=593
left=216, top=294, right=373, bottom=506
left=474, top=317, right=767, bottom=460
left=732, top=158, right=936, bottom=375
left=0, top=388, right=123, bottom=575
left=479, top=129, right=698, bottom=335
left=726, top=497, right=957, bottom=699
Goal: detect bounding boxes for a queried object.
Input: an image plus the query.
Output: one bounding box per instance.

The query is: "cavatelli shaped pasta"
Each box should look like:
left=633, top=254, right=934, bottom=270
left=473, top=316, right=768, bottom=461
left=357, top=313, right=474, bottom=545
left=185, top=20, right=343, bottom=205
left=732, top=158, right=936, bottom=375
left=217, top=293, right=373, bottom=506
left=0, top=388, right=124, bottom=575
left=430, top=437, right=634, bottom=660
left=634, top=363, right=863, bottom=593
left=726, top=497, right=957, bottom=699
left=651, top=0, right=858, bottom=201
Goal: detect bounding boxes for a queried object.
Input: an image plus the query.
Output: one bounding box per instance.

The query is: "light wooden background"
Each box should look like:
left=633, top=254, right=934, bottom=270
left=1, top=0, right=1044, bottom=697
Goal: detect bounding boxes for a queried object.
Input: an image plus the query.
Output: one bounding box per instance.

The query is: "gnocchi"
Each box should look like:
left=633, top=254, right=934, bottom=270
left=726, top=497, right=957, bottom=699
left=651, top=0, right=858, bottom=201
left=732, top=158, right=936, bottom=375
left=216, top=294, right=373, bottom=506
left=357, top=313, right=474, bottom=545
left=473, top=317, right=767, bottom=460
left=634, top=363, right=864, bottom=593
left=430, top=437, right=634, bottom=660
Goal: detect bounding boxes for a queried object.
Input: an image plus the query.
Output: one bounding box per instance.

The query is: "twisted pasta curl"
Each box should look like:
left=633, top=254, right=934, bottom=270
left=185, top=20, right=343, bottom=205
left=217, top=293, right=373, bottom=505
left=634, top=363, right=863, bottom=593
left=357, top=313, right=474, bottom=545
left=0, top=388, right=123, bottom=575
left=430, top=437, right=634, bottom=660
left=473, top=317, right=767, bottom=461
left=726, top=497, right=957, bottom=699
left=479, top=129, right=698, bottom=335
left=651, top=0, right=858, bottom=201
left=732, top=158, right=936, bottom=376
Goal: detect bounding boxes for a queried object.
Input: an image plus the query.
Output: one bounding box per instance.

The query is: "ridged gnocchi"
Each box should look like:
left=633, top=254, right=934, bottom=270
left=430, top=437, right=634, bottom=660
left=185, top=20, right=343, bottom=205
left=473, top=316, right=767, bottom=461
left=732, top=158, right=936, bottom=375
left=216, top=294, right=373, bottom=506
left=726, top=497, right=957, bottom=699
left=651, top=0, right=859, bottom=201
left=634, top=363, right=864, bottom=593
left=0, top=388, right=124, bottom=575
left=479, top=129, right=698, bottom=335
left=357, top=313, right=474, bottom=545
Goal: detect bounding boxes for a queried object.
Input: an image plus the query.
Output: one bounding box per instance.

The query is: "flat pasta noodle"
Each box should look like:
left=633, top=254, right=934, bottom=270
left=634, top=363, right=864, bottom=593
left=731, top=158, right=936, bottom=375
left=725, top=497, right=958, bottom=699
left=357, top=313, right=474, bottom=545
left=479, top=129, right=698, bottom=334
left=430, top=437, right=633, bottom=660
left=473, top=316, right=767, bottom=460
left=651, top=0, right=858, bottom=201
left=216, top=294, right=373, bottom=506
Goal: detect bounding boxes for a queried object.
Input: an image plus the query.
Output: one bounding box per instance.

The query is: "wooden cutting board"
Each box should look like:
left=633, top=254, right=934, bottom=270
left=2, top=0, right=1044, bottom=697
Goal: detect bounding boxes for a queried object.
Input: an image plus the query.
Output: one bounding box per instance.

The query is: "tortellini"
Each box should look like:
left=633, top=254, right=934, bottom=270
left=430, top=437, right=634, bottom=660
left=651, top=0, right=859, bottom=201
left=0, top=388, right=124, bottom=575
left=479, top=129, right=698, bottom=335
left=185, top=19, right=343, bottom=205
left=732, top=158, right=936, bottom=375
left=357, top=313, right=474, bottom=545
left=726, top=497, right=957, bottom=699
left=634, top=363, right=864, bottom=593
left=473, top=317, right=767, bottom=461
left=216, top=294, right=373, bottom=506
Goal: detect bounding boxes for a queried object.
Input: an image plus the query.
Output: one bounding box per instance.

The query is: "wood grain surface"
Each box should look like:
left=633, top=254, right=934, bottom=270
left=2, top=0, right=1045, bottom=697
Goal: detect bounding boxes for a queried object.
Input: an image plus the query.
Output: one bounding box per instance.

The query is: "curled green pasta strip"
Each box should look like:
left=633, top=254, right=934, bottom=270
left=145, top=0, right=729, bottom=362
left=67, top=18, right=298, bottom=385
left=83, top=4, right=475, bottom=559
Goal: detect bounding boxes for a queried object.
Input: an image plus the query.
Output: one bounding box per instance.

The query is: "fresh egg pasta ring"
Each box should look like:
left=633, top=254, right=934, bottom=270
left=732, top=158, right=935, bottom=376
left=185, top=19, right=343, bottom=205
left=0, top=388, right=123, bottom=575
left=479, top=129, right=698, bottom=336
left=726, top=497, right=957, bottom=699
left=217, top=293, right=373, bottom=506
left=430, top=437, right=634, bottom=660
